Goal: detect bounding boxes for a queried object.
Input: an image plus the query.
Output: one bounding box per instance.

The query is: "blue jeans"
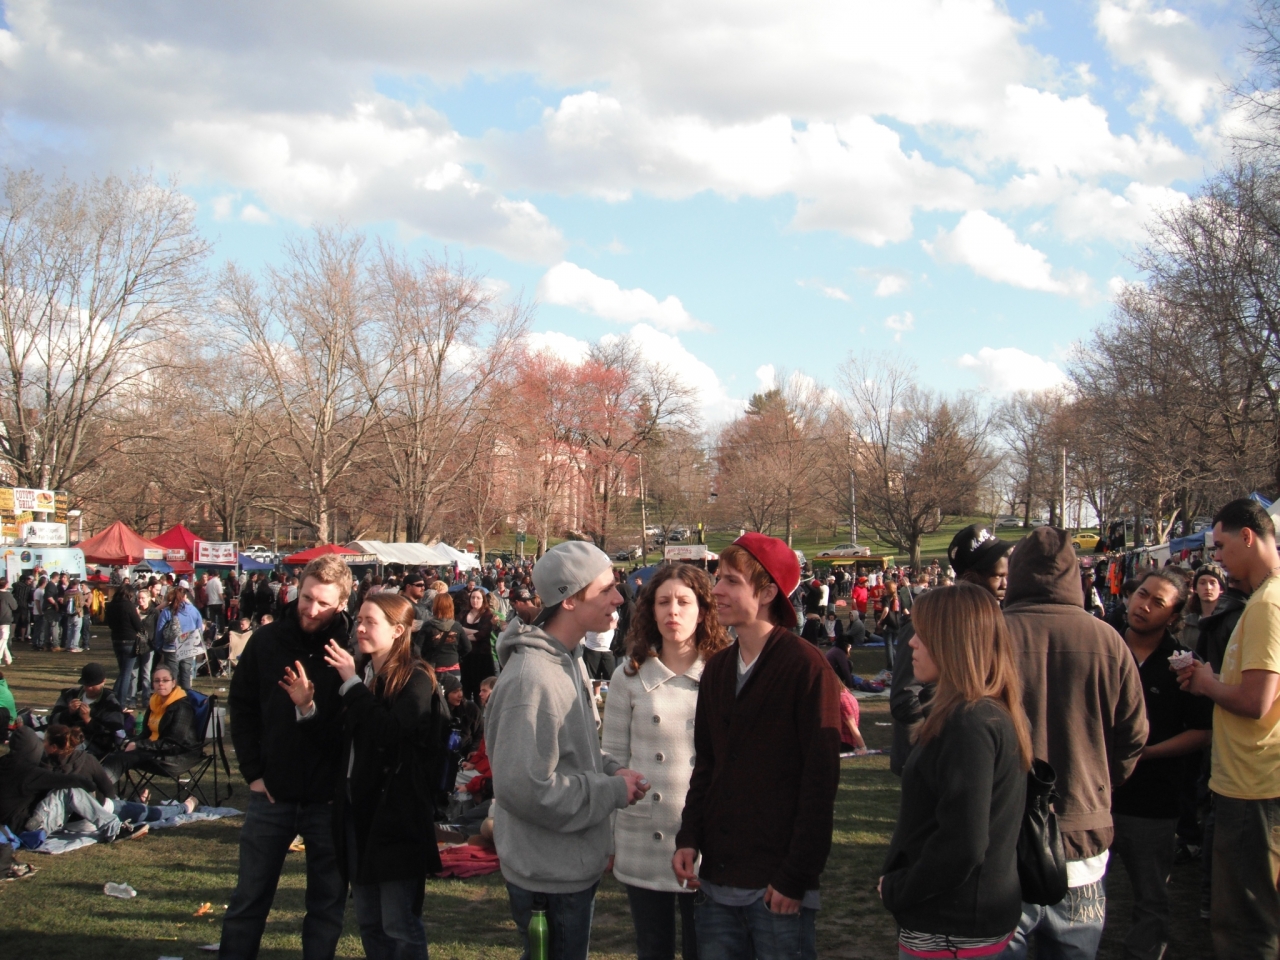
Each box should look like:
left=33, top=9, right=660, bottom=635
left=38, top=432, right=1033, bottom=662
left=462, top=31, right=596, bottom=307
left=218, top=792, right=346, bottom=960
left=113, top=644, right=137, bottom=703
left=112, top=798, right=184, bottom=823
left=694, top=895, right=817, bottom=960
left=63, top=614, right=80, bottom=651
left=625, top=884, right=698, bottom=960
left=1000, top=880, right=1106, bottom=960
left=24, top=787, right=121, bottom=840
left=353, top=879, right=429, bottom=960
left=506, top=880, right=599, bottom=960
left=136, top=649, right=155, bottom=701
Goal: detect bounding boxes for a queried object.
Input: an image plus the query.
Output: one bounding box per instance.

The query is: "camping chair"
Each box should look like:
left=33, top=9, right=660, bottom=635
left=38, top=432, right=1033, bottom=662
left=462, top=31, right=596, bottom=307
left=122, top=689, right=233, bottom=807
left=225, top=629, right=252, bottom=675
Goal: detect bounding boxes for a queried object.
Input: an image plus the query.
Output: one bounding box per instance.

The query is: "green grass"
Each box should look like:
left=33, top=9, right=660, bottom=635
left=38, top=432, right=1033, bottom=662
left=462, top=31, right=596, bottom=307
left=0, top=636, right=1209, bottom=959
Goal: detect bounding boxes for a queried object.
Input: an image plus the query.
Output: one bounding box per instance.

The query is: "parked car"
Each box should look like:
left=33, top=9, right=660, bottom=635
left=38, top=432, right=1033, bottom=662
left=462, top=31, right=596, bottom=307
left=644, top=526, right=661, bottom=537
left=1071, top=533, right=1101, bottom=551
left=666, top=529, right=686, bottom=542
left=995, top=517, right=1023, bottom=529
left=613, top=546, right=642, bottom=561
left=244, top=545, right=273, bottom=559
left=816, top=543, right=872, bottom=558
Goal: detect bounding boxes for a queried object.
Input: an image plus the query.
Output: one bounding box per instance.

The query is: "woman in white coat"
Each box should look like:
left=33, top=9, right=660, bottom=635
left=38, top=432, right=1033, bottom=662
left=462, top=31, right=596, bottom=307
left=602, top=563, right=730, bottom=960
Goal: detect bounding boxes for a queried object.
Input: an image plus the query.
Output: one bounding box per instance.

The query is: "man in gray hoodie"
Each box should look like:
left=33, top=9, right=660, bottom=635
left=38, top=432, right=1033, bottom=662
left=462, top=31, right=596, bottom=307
left=486, top=541, right=650, bottom=960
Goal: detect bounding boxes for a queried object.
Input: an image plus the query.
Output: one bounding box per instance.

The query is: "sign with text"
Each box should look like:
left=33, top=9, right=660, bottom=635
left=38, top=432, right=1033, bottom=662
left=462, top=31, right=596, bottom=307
left=143, top=548, right=165, bottom=561
left=195, top=540, right=238, bottom=565
left=13, top=488, right=56, bottom=514
left=165, top=548, right=187, bottom=562
left=664, top=544, right=709, bottom=561
left=22, top=522, right=67, bottom=545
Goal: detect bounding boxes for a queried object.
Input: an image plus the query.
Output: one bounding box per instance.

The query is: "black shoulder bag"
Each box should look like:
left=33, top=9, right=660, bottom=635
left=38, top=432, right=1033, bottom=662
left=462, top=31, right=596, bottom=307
left=1017, top=757, right=1068, bottom=906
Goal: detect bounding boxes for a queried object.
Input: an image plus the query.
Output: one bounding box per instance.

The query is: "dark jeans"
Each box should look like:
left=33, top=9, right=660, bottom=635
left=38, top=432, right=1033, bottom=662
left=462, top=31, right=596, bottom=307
left=625, top=884, right=698, bottom=960
left=582, top=649, right=616, bottom=681
left=1001, top=880, right=1106, bottom=960
left=694, top=895, right=817, bottom=960
left=353, top=879, right=429, bottom=960
left=136, top=649, right=155, bottom=701
left=1109, top=814, right=1176, bottom=960
left=1211, top=793, right=1280, bottom=960
left=218, top=792, right=346, bottom=960
left=506, top=880, right=599, bottom=960
left=207, top=603, right=224, bottom=634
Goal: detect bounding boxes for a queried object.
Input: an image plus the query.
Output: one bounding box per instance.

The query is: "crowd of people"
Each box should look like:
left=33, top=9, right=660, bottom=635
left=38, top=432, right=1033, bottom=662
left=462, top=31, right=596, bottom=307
left=4, top=498, right=1280, bottom=960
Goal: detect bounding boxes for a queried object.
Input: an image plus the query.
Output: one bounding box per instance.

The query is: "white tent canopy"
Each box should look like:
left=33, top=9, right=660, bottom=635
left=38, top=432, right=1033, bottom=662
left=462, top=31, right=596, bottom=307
left=434, top=542, right=481, bottom=570
left=346, top=540, right=453, bottom=566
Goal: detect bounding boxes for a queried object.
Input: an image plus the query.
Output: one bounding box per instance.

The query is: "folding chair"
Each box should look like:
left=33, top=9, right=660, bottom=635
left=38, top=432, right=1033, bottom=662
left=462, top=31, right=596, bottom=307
left=225, top=630, right=252, bottom=675
left=123, top=690, right=233, bottom=807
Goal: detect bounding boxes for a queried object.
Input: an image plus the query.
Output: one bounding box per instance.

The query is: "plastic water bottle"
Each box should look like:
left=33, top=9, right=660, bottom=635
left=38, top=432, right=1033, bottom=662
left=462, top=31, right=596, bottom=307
left=103, top=882, right=137, bottom=898
left=528, top=895, right=549, bottom=960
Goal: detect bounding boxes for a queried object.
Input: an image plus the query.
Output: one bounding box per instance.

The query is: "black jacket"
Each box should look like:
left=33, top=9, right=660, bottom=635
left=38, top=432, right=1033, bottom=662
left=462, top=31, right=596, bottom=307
left=239, top=583, right=257, bottom=620
left=449, top=698, right=483, bottom=759
left=0, top=727, right=94, bottom=829
left=333, top=669, right=444, bottom=887
left=12, top=581, right=32, bottom=621
left=1196, top=588, right=1248, bottom=673
left=50, top=685, right=126, bottom=755
left=228, top=600, right=352, bottom=803
left=882, top=699, right=1027, bottom=938
left=133, top=694, right=201, bottom=758
left=105, top=592, right=145, bottom=649
left=889, top=622, right=932, bottom=775
left=44, top=748, right=118, bottom=800
left=421, top=618, right=471, bottom=669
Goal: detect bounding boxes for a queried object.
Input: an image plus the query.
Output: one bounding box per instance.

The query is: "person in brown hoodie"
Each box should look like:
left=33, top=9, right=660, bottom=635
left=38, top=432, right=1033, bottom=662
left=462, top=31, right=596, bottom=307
left=1001, top=526, right=1148, bottom=960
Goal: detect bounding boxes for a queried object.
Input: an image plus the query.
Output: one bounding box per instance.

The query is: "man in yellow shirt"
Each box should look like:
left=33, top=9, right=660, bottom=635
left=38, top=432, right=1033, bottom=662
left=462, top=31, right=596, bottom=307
left=1180, top=498, right=1280, bottom=960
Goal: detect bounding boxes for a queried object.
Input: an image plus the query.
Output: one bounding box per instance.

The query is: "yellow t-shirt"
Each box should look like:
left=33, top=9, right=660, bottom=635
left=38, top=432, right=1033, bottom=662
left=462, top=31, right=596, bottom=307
left=1211, top=574, right=1280, bottom=800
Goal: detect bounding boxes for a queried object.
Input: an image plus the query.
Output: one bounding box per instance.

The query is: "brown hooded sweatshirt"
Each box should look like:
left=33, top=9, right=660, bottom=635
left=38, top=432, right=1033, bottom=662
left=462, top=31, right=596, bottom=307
left=1003, top=527, right=1148, bottom=861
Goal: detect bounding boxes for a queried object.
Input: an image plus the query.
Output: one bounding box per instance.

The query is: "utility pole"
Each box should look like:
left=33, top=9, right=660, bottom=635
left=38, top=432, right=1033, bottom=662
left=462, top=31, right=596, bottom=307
left=638, top=452, right=648, bottom=561
left=848, top=431, right=859, bottom=545
left=1061, top=446, right=1068, bottom=532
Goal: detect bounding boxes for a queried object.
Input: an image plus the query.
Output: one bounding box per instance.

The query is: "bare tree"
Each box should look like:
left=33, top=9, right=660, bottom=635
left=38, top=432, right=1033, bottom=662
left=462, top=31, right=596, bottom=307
left=0, top=169, right=208, bottom=490
left=840, top=356, right=992, bottom=568
left=218, top=227, right=386, bottom=543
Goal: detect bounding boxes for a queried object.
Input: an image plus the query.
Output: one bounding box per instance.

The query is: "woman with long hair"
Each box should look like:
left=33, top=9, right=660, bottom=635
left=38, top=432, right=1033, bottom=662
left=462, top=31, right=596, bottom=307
left=323, top=592, right=443, bottom=960
left=880, top=584, right=1032, bottom=959
left=459, top=587, right=497, bottom=702
left=154, top=585, right=203, bottom=690
left=421, top=592, right=470, bottom=675
left=602, top=563, right=731, bottom=960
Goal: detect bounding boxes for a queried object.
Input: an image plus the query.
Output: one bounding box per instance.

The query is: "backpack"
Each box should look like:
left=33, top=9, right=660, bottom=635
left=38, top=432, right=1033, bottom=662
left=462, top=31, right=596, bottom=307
left=160, top=609, right=183, bottom=652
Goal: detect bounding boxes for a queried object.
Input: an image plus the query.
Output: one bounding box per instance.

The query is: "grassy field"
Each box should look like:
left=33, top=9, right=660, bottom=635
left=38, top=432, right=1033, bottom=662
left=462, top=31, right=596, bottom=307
left=0, top=628, right=1210, bottom=959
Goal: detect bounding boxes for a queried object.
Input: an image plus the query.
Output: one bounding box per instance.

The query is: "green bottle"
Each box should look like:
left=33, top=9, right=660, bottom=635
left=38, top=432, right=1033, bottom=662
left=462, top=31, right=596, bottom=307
left=529, top=895, right=549, bottom=960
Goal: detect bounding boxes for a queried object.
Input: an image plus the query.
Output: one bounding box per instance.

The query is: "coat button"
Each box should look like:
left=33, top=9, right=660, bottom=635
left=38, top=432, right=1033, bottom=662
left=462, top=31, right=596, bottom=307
left=652, top=792, right=661, bottom=802
left=652, top=715, right=660, bottom=724
left=655, top=752, right=665, bottom=762
left=653, top=832, right=663, bottom=841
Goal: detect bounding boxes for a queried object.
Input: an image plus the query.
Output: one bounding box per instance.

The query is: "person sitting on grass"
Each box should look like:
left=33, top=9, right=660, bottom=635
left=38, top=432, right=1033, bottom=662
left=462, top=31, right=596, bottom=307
left=41, top=723, right=118, bottom=801
left=49, top=661, right=127, bottom=757
left=2, top=722, right=147, bottom=842
left=826, top=633, right=857, bottom=687
left=100, top=666, right=201, bottom=783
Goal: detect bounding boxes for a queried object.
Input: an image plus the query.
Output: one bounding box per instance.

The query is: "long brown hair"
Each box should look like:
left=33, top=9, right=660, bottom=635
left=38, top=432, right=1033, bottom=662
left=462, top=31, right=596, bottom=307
left=361, top=593, right=435, bottom=700
left=625, top=564, right=730, bottom=675
left=911, top=583, right=1032, bottom=770
left=166, top=586, right=190, bottom=614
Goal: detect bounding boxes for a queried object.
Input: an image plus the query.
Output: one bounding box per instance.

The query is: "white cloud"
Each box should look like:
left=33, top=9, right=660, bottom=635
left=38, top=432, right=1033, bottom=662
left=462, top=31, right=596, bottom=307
left=612, top=324, right=743, bottom=424
left=797, top=279, right=850, bottom=301
left=240, top=203, right=272, bottom=224
left=874, top=274, right=909, bottom=297
left=957, top=346, right=1070, bottom=394
left=884, top=311, right=915, bottom=342
left=1054, top=181, right=1188, bottom=242
left=1097, top=0, right=1226, bottom=125
left=755, top=364, right=777, bottom=392
left=524, top=330, right=591, bottom=366
left=925, top=210, right=1089, bottom=297
left=536, top=261, right=706, bottom=332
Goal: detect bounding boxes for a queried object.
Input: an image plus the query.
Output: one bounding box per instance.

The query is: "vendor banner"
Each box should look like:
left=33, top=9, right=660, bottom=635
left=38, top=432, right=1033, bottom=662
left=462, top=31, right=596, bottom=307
left=196, top=540, right=238, bottom=564
left=165, top=548, right=187, bottom=562
left=143, top=548, right=165, bottom=561
left=22, top=522, right=67, bottom=545
left=13, top=488, right=56, bottom=513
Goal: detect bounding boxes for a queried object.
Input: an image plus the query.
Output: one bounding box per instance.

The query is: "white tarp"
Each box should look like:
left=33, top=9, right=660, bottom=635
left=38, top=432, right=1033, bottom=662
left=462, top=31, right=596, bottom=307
left=434, top=542, right=481, bottom=570
left=346, top=540, right=453, bottom=566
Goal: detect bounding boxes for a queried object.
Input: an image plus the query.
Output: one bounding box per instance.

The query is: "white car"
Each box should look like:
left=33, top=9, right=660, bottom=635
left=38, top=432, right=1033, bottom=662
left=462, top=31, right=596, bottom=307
left=244, top=545, right=273, bottom=559
left=817, top=543, right=872, bottom=558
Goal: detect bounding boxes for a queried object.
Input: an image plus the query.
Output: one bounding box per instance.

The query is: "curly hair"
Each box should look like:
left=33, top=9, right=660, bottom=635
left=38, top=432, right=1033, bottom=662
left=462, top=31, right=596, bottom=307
left=624, top=564, right=730, bottom=675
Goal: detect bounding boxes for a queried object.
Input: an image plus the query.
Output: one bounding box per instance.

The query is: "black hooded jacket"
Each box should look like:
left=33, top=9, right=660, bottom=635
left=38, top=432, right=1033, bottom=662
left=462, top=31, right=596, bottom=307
left=1196, top=588, right=1249, bottom=673
left=228, top=599, right=353, bottom=803
left=0, top=727, right=94, bottom=830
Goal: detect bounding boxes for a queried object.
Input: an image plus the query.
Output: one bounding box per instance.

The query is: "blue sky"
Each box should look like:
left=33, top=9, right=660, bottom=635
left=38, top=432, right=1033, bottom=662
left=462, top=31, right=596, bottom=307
left=0, top=0, right=1255, bottom=421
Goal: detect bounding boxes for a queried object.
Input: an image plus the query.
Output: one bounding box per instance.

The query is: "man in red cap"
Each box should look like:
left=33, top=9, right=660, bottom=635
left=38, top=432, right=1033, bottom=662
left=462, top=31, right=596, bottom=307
left=673, top=533, right=842, bottom=960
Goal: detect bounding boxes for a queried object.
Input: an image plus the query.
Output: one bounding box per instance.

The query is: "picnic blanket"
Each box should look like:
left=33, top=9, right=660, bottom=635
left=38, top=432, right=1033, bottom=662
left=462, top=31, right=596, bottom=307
left=23, top=806, right=242, bottom=855
left=436, top=843, right=501, bottom=878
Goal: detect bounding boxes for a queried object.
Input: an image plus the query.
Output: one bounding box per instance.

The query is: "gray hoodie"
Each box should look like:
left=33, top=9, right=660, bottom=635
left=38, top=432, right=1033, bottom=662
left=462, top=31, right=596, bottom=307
left=486, top=619, right=630, bottom=893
